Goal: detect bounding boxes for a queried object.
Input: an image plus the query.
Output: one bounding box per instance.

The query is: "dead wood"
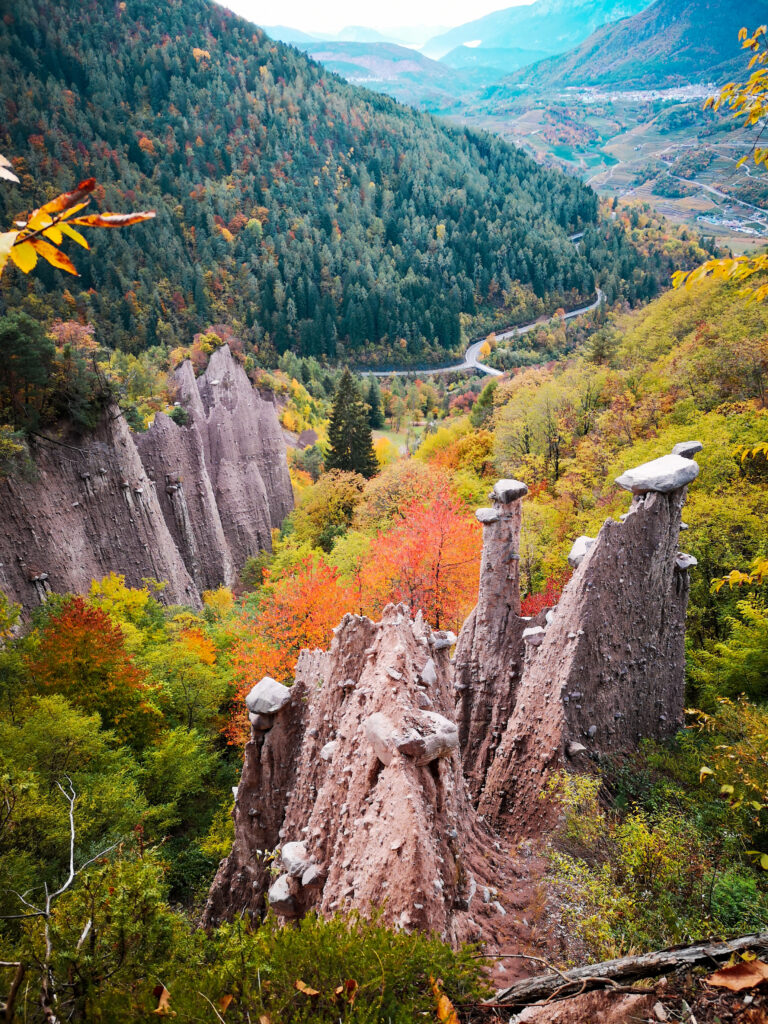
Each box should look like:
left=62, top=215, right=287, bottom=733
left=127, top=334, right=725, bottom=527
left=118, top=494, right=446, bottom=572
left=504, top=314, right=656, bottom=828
left=493, top=931, right=768, bottom=1007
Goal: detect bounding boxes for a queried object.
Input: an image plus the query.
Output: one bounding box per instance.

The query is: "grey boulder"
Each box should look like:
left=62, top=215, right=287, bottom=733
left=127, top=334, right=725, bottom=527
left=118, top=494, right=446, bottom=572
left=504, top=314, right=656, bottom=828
left=491, top=478, right=529, bottom=504
left=245, top=676, right=292, bottom=715
left=615, top=454, right=699, bottom=494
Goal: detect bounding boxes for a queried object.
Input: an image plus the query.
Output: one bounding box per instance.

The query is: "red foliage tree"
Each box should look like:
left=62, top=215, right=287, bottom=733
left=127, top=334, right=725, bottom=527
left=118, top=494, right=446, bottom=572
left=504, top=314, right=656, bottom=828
left=226, top=558, right=352, bottom=744
left=26, top=596, right=156, bottom=744
left=520, top=569, right=572, bottom=617
left=360, top=492, right=481, bottom=633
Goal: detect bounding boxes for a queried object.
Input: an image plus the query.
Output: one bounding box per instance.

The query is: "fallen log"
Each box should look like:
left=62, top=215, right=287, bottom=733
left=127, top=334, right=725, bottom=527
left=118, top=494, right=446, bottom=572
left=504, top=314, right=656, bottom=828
left=493, top=931, right=768, bottom=1006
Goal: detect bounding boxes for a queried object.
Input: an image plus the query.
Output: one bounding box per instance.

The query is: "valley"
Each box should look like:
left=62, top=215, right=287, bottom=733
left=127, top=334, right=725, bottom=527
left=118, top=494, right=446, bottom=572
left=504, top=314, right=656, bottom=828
left=458, top=91, right=768, bottom=249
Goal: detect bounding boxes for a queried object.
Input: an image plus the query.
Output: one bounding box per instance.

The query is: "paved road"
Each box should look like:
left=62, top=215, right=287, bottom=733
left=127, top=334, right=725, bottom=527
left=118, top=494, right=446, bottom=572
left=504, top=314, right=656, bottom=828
left=666, top=172, right=768, bottom=221
left=366, top=287, right=604, bottom=378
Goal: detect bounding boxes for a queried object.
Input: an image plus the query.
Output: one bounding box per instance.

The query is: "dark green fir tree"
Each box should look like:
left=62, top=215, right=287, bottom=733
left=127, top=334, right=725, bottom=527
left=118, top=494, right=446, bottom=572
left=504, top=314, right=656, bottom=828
left=326, top=369, right=379, bottom=479
left=366, top=379, right=386, bottom=429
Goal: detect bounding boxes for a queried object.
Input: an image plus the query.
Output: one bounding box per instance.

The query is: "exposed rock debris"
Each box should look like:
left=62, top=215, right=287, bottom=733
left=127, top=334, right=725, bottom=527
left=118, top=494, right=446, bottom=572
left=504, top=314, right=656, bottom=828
left=203, top=605, right=541, bottom=958
left=209, top=444, right=700, bottom=961
left=0, top=346, right=293, bottom=612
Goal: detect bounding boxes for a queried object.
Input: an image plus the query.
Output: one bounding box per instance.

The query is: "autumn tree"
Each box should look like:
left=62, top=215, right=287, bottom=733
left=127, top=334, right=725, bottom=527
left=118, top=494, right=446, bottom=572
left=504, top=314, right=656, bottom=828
left=326, top=369, right=378, bottom=478
left=26, top=597, right=156, bottom=745
left=291, top=469, right=366, bottom=552
left=675, top=25, right=768, bottom=301
left=227, top=558, right=351, bottom=742
left=360, top=492, right=482, bottom=632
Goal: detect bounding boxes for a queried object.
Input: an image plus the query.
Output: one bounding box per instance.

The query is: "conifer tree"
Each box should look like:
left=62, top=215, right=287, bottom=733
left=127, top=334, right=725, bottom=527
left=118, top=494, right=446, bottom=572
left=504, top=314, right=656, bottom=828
left=326, top=369, right=378, bottom=479
left=366, top=378, right=385, bottom=429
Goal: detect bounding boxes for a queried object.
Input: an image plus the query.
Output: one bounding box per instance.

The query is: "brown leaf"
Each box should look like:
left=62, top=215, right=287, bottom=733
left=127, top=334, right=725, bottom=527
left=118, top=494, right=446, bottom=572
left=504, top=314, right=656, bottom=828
left=706, top=960, right=768, bottom=992
left=430, top=975, right=460, bottom=1024
left=258, top=1016, right=271, bottom=1024
left=294, top=979, right=320, bottom=997
left=71, top=210, right=156, bottom=228
left=217, top=993, right=234, bottom=1012
left=152, top=984, right=176, bottom=1015
left=40, top=179, right=95, bottom=217
left=333, top=979, right=358, bottom=1005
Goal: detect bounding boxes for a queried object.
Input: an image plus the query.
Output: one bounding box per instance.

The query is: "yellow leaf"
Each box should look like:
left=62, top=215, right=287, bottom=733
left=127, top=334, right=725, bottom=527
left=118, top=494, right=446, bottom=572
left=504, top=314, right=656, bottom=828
left=10, top=240, right=37, bottom=273
left=60, top=221, right=89, bottom=248
left=0, top=230, right=18, bottom=275
left=42, top=224, right=63, bottom=245
left=699, top=766, right=714, bottom=783
left=29, top=238, right=78, bottom=275
left=430, top=976, right=460, bottom=1024
left=152, top=984, right=175, bottom=1016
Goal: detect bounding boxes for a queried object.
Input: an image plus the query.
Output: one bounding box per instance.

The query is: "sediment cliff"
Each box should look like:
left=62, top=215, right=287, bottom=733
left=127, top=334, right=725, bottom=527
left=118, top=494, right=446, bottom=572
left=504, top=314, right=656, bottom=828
left=209, top=445, right=700, bottom=951
left=0, top=345, right=293, bottom=611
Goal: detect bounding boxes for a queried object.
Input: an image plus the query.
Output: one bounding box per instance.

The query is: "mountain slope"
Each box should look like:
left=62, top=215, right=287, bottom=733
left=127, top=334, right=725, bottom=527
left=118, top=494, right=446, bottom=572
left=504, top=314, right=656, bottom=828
left=0, top=0, right=608, bottom=362
left=422, top=0, right=652, bottom=60
left=299, top=41, right=473, bottom=107
left=503, top=0, right=766, bottom=90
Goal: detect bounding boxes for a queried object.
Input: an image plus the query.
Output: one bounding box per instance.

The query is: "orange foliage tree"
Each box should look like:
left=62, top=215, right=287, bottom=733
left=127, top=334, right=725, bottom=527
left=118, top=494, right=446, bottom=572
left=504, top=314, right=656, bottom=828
left=227, top=558, right=352, bottom=743
left=360, top=492, right=481, bottom=633
left=26, top=596, right=156, bottom=744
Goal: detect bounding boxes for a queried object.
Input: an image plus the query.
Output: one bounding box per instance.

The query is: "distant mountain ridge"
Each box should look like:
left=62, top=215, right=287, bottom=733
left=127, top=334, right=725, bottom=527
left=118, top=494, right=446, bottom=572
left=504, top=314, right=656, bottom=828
left=422, top=0, right=653, bottom=60
left=500, top=0, right=766, bottom=90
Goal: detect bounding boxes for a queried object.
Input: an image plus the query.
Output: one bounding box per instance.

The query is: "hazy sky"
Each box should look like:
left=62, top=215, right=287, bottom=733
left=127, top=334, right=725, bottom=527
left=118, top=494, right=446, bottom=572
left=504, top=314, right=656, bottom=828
left=221, top=0, right=525, bottom=34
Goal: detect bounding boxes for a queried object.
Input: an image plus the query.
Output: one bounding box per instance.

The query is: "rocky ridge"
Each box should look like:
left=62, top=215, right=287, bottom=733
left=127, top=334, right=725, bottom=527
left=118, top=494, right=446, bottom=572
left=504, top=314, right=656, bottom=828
left=0, top=345, right=293, bottom=611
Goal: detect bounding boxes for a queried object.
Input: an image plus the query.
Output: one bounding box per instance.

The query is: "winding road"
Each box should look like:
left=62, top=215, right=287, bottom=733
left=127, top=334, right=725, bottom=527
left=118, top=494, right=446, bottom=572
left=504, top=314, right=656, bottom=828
left=366, top=287, right=604, bottom=378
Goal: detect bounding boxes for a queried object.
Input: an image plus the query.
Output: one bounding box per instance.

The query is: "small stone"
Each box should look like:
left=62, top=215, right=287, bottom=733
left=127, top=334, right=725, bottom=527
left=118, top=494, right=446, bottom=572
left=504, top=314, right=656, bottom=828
left=245, top=676, right=292, bottom=715
left=491, top=478, right=528, bottom=504
left=266, top=874, right=295, bottom=914
left=364, top=712, right=398, bottom=765
left=653, top=1002, right=669, bottom=1022
left=615, top=454, right=699, bottom=494
left=672, top=440, right=703, bottom=459
left=396, top=711, right=459, bottom=765
left=522, top=626, right=545, bottom=646
left=475, top=507, right=500, bottom=524
left=432, top=631, right=457, bottom=651
left=248, top=712, right=273, bottom=731
left=566, top=741, right=587, bottom=757
left=301, top=864, right=324, bottom=887
left=420, top=658, right=437, bottom=686
left=319, top=740, right=337, bottom=762
left=568, top=535, right=595, bottom=568
left=587, top=725, right=597, bottom=738
left=281, top=840, right=309, bottom=877
left=675, top=552, right=697, bottom=570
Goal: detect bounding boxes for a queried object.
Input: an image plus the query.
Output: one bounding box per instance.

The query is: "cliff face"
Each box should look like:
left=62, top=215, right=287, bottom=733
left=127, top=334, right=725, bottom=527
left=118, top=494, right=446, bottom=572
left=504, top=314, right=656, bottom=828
left=0, top=346, right=293, bottom=611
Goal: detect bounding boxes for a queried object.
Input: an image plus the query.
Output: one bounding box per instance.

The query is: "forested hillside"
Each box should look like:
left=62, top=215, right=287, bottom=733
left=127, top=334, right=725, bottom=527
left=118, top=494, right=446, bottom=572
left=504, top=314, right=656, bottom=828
left=0, top=0, right=700, bottom=366
left=497, top=0, right=766, bottom=91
